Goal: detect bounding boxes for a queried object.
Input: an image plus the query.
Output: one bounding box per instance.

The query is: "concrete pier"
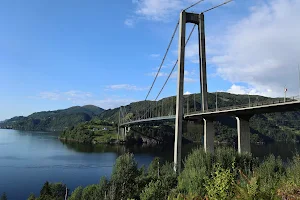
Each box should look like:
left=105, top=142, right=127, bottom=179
left=119, top=127, right=125, bottom=140
left=235, top=116, right=251, bottom=154
left=198, top=13, right=208, bottom=112
left=174, top=11, right=186, bottom=173
left=203, top=118, right=214, bottom=153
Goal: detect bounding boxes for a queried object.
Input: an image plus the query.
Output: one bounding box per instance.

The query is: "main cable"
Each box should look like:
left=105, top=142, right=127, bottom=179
left=183, top=0, right=205, bottom=11
left=203, top=0, right=233, bottom=13
left=138, top=24, right=197, bottom=120
left=144, top=21, right=179, bottom=101
left=155, top=24, right=197, bottom=101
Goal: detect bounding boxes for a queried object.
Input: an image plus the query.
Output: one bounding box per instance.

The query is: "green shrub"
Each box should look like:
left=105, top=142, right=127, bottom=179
left=141, top=179, right=170, bottom=200
left=81, top=184, right=99, bottom=200
left=255, top=155, right=285, bottom=199
left=286, top=155, right=300, bottom=185
left=69, top=186, right=83, bottom=200
left=110, top=153, right=139, bottom=199
left=27, top=193, right=36, bottom=200
left=148, top=157, right=161, bottom=179
left=204, top=164, right=235, bottom=200
left=177, top=148, right=212, bottom=196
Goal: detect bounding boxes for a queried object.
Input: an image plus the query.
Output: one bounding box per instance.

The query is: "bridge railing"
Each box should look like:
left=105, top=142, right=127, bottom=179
left=187, top=95, right=300, bottom=115
left=121, top=95, right=300, bottom=124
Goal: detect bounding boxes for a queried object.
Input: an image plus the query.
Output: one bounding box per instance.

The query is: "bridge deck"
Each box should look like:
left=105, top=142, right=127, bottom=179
left=121, top=100, right=300, bottom=126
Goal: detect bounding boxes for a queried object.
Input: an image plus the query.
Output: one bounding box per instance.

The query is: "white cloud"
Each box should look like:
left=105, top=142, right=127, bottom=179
left=209, top=0, right=300, bottom=97
left=226, top=84, right=264, bottom=96
left=39, top=90, right=92, bottom=101
left=150, top=53, right=160, bottom=58
left=185, top=77, right=197, bottom=83
left=106, top=84, right=147, bottom=91
left=131, top=0, right=228, bottom=22
left=124, top=18, right=134, bottom=27
left=184, top=91, right=192, bottom=95
left=133, top=0, right=183, bottom=21
left=39, top=92, right=60, bottom=100
left=82, top=98, right=136, bottom=110
left=37, top=90, right=137, bottom=110
left=147, top=72, right=169, bottom=77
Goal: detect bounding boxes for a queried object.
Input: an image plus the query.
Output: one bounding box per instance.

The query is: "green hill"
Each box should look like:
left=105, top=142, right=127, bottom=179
left=2, top=92, right=300, bottom=144
left=97, top=92, right=300, bottom=143
left=0, top=105, right=104, bottom=132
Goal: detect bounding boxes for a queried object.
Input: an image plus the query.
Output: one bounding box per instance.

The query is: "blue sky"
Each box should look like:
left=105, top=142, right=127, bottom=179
left=1, top=0, right=300, bottom=120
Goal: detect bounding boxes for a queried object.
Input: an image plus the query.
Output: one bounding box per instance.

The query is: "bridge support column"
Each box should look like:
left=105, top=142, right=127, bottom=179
left=203, top=118, right=214, bottom=153
left=174, top=11, right=186, bottom=173
left=119, top=127, right=125, bottom=140
left=235, top=116, right=251, bottom=154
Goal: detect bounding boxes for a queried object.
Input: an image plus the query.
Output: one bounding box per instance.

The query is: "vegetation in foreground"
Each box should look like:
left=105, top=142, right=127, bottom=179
left=22, top=147, right=300, bottom=200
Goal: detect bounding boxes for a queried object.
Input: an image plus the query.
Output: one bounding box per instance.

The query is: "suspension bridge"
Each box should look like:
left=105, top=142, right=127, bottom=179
left=117, top=1, right=300, bottom=172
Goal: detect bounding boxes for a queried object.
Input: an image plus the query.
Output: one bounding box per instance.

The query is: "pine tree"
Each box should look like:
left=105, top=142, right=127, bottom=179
left=0, top=193, right=7, bottom=200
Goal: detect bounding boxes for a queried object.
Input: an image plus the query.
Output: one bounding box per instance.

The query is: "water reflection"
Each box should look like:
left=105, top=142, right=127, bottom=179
left=62, top=140, right=300, bottom=162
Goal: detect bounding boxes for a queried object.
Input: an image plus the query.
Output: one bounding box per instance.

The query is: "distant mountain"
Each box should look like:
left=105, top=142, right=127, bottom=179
left=0, top=105, right=105, bottom=132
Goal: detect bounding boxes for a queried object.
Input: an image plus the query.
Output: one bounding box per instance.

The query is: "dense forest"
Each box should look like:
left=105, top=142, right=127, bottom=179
left=98, top=92, right=300, bottom=144
left=0, top=105, right=104, bottom=132
left=1, top=92, right=300, bottom=143
left=59, top=119, right=118, bottom=144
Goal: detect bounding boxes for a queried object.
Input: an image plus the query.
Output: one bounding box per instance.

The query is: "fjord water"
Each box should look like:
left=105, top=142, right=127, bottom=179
left=1, top=129, right=300, bottom=199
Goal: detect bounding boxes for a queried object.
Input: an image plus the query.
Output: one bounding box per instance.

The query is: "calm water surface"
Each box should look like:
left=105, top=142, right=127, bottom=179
left=1, top=129, right=300, bottom=199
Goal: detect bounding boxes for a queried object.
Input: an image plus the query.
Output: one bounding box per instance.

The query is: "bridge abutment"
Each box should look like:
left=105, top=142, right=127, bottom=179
left=235, top=116, right=251, bottom=154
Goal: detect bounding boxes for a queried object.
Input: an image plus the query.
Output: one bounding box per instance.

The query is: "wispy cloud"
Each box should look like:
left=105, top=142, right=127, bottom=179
left=147, top=72, right=169, bottom=77
left=133, top=0, right=183, bottom=21
left=226, top=84, right=265, bottom=96
left=106, top=84, right=148, bottom=91
left=150, top=53, right=160, bottom=58
left=130, top=0, right=227, bottom=22
left=124, top=18, right=135, bottom=27
left=37, top=90, right=137, bottom=109
left=80, top=98, right=136, bottom=109
left=38, top=90, right=92, bottom=101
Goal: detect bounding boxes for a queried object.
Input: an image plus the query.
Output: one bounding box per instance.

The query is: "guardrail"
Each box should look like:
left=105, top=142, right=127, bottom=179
left=121, top=95, right=300, bottom=124
left=187, top=95, right=300, bottom=115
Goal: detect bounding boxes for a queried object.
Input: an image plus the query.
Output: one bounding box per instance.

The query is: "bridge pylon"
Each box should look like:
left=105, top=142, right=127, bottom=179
left=174, top=11, right=209, bottom=173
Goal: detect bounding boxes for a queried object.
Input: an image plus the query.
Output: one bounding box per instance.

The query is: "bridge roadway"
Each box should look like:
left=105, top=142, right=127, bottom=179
left=119, top=99, right=300, bottom=155
left=120, top=99, right=300, bottom=127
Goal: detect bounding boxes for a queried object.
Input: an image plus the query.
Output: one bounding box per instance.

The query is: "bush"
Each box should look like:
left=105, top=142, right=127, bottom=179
left=204, top=164, right=235, bottom=200
left=69, top=186, right=83, bottom=200
left=81, top=184, right=99, bottom=200
left=177, top=148, right=212, bottom=196
left=27, top=193, right=36, bottom=200
left=0, top=193, right=7, bottom=200
left=255, top=155, right=285, bottom=199
left=110, top=153, right=139, bottom=199
left=141, top=179, right=170, bottom=200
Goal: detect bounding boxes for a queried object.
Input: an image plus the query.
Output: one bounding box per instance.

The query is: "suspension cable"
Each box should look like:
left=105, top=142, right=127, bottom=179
left=155, top=24, right=197, bottom=101
left=138, top=24, right=197, bottom=120
left=203, top=0, right=233, bottom=13
left=144, top=21, right=179, bottom=101
left=183, top=0, right=205, bottom=11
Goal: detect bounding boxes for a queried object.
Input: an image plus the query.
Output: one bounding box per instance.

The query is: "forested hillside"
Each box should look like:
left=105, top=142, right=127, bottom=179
left=2, top=92, right=300, bottom=144
left=98, top=92, right=300, bottom=143
left=0, top=105, right=104, bottom=132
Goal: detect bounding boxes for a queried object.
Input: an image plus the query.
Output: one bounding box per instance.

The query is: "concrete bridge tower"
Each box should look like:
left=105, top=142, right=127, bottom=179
left=174, top=11, right=209, bottom=173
